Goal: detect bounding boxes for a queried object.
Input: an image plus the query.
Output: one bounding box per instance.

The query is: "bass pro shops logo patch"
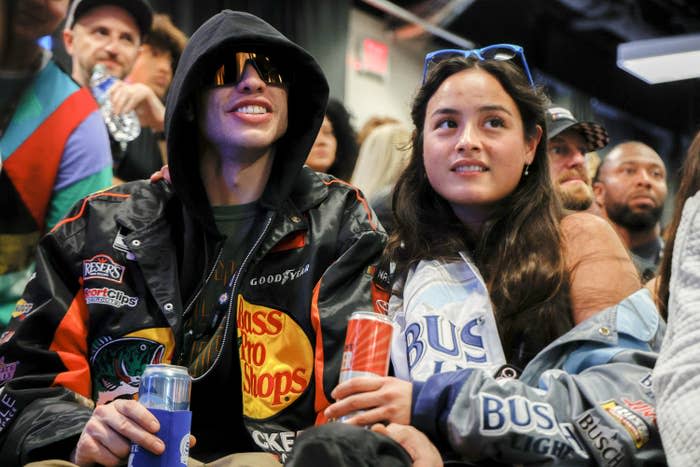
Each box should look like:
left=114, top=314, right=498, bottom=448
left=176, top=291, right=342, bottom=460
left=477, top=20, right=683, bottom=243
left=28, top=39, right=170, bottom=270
left=237, top=295, right=313, bottom=419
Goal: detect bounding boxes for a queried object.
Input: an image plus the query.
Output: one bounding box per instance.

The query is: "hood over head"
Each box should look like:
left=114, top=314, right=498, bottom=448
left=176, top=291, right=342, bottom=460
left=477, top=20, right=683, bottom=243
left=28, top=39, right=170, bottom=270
left=165, top=10, right=329, bottom=230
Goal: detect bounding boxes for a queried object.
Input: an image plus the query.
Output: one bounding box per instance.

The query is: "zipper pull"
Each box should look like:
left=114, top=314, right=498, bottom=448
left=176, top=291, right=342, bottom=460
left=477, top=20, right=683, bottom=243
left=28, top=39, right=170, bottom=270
left=177, top=328, right=194, bottom=365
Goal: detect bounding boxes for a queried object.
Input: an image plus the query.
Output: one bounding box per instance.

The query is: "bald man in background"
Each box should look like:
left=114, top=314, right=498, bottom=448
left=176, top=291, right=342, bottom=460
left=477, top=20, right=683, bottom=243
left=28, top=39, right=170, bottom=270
left=594, top=141, right=668, bottom=281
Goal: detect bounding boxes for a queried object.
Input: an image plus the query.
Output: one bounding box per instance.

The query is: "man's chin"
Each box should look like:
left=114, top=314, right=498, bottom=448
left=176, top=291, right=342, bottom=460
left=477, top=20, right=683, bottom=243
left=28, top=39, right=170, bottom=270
left=558, top=186, right=593, bottom=211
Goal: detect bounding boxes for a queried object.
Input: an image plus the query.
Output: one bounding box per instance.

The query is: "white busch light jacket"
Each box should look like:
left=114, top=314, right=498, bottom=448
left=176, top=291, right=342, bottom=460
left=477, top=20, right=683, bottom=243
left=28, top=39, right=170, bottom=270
left=390, top=253, right=506, bottom=381
left=391, top=254, right=666, bottom=466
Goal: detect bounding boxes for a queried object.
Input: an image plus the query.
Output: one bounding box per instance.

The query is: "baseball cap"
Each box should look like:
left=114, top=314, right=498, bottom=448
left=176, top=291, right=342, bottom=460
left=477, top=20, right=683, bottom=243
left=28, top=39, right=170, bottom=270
left=66, top=0, right=153, bottom=38
left=545, top=106, right=609, bottom=152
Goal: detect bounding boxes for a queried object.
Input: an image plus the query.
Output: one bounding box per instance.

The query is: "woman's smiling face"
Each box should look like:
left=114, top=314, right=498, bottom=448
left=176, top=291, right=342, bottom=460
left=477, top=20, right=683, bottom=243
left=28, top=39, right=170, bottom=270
left=422, top=67, right=540, bottom=227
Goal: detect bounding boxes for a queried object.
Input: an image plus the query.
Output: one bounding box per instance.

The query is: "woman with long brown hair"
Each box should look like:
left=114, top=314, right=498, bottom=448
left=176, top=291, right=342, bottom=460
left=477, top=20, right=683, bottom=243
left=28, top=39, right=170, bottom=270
left=319, top=46, right=665, bottom=466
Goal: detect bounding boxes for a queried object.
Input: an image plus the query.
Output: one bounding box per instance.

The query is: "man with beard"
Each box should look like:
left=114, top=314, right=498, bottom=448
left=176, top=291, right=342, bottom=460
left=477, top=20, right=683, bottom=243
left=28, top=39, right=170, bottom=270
left=545, top=106, right=609, bottom=211
left=594, top=141, right=668, bottom=281
left=62, top=0, right=158, bottom=173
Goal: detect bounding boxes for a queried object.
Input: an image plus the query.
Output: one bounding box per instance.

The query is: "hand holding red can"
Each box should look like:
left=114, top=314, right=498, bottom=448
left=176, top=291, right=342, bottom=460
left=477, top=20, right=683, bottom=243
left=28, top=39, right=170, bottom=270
left=325, top=311, right=414, bottom=426
left=339, top=311, right=394, bottom=383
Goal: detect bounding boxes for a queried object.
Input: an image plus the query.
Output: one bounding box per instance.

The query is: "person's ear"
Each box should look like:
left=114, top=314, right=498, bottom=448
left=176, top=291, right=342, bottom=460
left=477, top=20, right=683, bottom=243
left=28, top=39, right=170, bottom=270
left=525, top=124, right=543, bottom=165
left=593, top=181, right=605, bottom=207
left=62, top=28, right=74, bottom=54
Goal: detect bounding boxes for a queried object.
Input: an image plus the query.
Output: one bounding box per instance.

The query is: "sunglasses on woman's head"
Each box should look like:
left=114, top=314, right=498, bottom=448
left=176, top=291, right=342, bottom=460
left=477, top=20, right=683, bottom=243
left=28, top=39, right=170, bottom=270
left=211, top=52, right=286, bottom=88
left=422, top=44, right=534, bottom=86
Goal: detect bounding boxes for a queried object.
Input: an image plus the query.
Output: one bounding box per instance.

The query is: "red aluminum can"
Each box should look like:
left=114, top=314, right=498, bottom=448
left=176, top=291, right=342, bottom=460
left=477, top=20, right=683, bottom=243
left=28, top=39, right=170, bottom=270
left=339, top=311, right=394, bottom=384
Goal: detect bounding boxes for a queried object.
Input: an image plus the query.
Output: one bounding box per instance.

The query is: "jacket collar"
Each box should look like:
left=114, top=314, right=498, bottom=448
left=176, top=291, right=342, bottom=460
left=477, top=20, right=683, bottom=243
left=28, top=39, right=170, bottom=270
left=520, top=289, right=662, bottom=382
left=286, top=167, right=329, bottom=213
left=114, top=180, right=175, bottom=234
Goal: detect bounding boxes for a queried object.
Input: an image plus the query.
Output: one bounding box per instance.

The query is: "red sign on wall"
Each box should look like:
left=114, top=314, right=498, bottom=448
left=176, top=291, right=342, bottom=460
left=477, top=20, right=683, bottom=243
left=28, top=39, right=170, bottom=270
left=360, top=38, right=389, bottom=77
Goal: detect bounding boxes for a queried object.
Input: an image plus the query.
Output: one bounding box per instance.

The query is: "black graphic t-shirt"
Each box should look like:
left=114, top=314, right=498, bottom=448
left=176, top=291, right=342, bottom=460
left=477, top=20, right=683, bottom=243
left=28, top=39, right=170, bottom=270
left=186, top=202, right=260, bottom=377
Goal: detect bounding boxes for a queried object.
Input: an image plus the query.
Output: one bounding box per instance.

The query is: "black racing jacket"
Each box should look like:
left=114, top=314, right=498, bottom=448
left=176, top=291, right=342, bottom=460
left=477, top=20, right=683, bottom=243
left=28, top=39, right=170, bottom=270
left=0, top=167, right=387, bottom=465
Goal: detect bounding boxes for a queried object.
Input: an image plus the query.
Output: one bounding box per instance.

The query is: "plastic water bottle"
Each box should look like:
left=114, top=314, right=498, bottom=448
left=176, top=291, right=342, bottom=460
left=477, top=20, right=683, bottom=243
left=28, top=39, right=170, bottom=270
left=89, top=64, right=141, bottom=143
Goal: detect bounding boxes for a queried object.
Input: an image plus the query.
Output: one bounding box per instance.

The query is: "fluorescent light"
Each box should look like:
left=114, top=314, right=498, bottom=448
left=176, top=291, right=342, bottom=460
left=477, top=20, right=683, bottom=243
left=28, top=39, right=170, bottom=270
left=617, top=33, right=700, bottom=84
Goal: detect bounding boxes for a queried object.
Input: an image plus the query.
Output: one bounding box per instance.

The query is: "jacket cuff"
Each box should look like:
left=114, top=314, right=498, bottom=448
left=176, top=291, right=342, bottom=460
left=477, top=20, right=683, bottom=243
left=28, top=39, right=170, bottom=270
left=410, top=369, right=473, bottom=445
left=410, top=380, right=425, bottom=423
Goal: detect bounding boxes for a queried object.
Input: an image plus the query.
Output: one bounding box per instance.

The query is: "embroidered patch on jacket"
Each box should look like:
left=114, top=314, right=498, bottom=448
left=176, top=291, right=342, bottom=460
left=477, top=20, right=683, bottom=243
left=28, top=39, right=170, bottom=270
left=237, top=295, right=313, bottom=419
left=639, top=373, right=652, bottom=389
left=249, top=427, right=303, bottom=463
left=113, top=230, right=136, bottom=260
left=622, top=398, right=657, bottom=426
left=638, top=373, right=654, bottom=398
left=576, top=411, right=626, bottom=465
left=10, top=299, right=33, bottom=321
left=479, top=394, right=558, bottom=436
left=248, top=264, right=310, bottom=287
left=83, top=254, right=126, bottom=283
left=90, top=329, right=173, bottom=404
left=368, top=264, right=390, bottom=314
left=0, top=331, right=14, bottom=345
left=0, top=357, right=18, bottom=384
left=558, top=422, right=590, bottom=459
left=0, top=393, right=18, bottom=431
left=84, top=287, right=138, bottom=308
left=601, top=400, right=650, bottom=448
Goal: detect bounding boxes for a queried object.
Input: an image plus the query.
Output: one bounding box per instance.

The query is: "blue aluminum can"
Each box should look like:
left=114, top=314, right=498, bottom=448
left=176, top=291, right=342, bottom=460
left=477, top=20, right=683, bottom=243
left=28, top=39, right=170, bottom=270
left=138, top=364, right=191, bottom=411
left=128, top=364, right=192, bottom=467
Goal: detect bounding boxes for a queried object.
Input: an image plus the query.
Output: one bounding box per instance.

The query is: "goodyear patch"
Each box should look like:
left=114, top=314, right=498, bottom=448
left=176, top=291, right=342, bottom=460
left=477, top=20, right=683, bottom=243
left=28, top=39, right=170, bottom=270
left=249, top=264, right=310, bottom=287
left=237, top=295, right=313, bottom=419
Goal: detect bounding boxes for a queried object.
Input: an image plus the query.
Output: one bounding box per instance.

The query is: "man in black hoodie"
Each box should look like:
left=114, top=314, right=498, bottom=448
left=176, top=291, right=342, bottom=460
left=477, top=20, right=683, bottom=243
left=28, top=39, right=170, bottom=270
left=0, top=10, right=387, bottom=465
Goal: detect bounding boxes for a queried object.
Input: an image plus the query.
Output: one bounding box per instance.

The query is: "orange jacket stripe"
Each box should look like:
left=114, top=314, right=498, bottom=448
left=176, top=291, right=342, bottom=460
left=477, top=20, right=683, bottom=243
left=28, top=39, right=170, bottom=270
left=50, top=287, right=91, bottom=398
left=322, top=179, right=378, bottom=231
left=310, top=280, right=330, bottom=424
left=270, top=231, right=307, bottom=253
left=51, top=191, right=129, bottom=233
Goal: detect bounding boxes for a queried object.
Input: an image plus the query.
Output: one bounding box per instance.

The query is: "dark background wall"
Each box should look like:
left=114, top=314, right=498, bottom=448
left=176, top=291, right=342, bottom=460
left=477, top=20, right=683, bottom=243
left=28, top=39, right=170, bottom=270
left=49, top=0, right=700, bottom=208
left=148, top=0, right=351, bottom=100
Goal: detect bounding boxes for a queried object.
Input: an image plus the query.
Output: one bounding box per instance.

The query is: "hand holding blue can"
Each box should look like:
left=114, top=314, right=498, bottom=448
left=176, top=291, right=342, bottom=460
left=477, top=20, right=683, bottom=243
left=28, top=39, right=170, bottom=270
left=128, top=364, right=192, bottom=467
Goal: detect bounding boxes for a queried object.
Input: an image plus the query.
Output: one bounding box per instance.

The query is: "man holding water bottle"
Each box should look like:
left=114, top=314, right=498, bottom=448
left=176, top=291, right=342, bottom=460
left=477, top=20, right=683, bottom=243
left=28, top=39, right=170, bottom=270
left=63, top=0, right=166, bottom=174
left=0, top=9, right=388, bottom=466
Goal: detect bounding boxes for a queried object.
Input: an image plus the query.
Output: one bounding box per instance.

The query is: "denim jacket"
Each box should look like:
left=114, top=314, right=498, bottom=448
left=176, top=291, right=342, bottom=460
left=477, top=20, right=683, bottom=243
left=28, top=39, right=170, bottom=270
left=412, top=289, right=666, bottom=466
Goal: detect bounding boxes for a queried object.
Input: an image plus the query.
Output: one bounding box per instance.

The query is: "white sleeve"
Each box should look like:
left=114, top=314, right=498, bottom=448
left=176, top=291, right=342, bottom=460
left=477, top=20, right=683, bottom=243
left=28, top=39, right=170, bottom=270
left=653, top=191, right=700, bottom=467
